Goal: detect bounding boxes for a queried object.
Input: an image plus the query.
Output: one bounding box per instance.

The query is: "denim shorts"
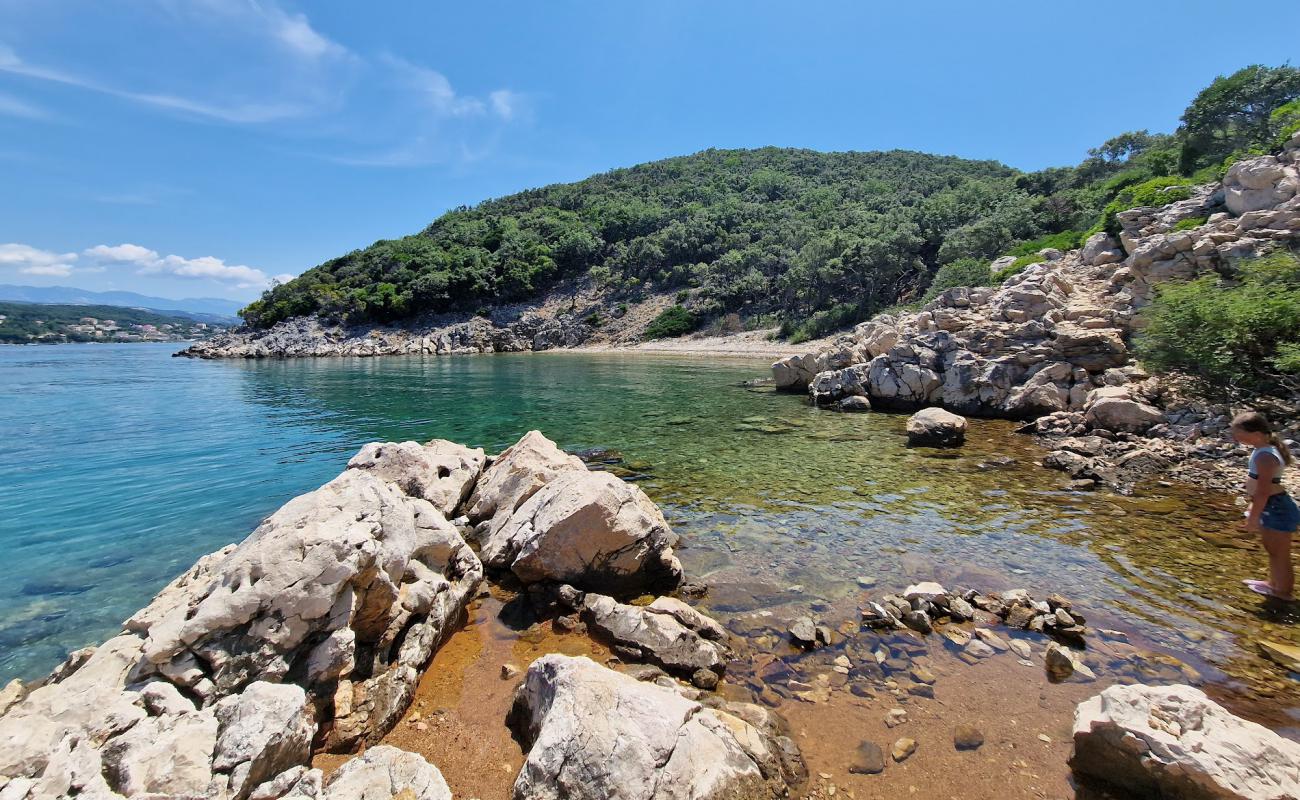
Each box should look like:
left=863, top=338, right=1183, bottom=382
left=1261, top=493, right=1300, bottom=534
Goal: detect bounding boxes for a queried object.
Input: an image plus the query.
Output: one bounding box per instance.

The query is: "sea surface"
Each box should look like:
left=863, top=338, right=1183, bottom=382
left=0, top=343, right=1295, bottom=732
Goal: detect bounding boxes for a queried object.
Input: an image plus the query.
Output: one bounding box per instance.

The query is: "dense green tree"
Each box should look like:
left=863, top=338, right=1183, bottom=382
left=1178, top=64, right=1300, bottom=172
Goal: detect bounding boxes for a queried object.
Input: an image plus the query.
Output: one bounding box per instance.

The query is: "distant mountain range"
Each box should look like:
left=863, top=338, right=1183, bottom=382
left=0, top=284, right=244, bottom=324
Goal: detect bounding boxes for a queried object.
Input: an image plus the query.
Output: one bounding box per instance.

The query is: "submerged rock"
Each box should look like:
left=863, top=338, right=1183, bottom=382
left=1071, top=683, right=1300, bottom=800
left=509, top=654, right=805, bottom=800
left=906, top=408, right=968, bottom=447
left=848, top=741, right=885, bottom=774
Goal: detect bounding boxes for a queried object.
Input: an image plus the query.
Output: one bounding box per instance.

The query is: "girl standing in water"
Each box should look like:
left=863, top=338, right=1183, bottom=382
left=1233, top=411, right=1298, bottom=601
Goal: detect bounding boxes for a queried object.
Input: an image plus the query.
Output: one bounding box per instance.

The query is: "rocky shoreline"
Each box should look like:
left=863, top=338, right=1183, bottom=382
left=773, top=139, right=1300, bottom=495
left=3, top=431, right=1299, bottom=799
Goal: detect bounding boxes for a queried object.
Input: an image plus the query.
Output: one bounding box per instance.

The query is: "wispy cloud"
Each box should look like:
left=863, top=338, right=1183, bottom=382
left=0, top=2, right=529, bottom=165
left=0, top=44, right=314, bottom=123
left=0, top=90, right=47, bottom=120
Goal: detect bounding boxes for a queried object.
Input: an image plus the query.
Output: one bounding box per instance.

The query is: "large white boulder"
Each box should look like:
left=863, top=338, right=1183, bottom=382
left=318, top=745, right=452, bottom=800
left=508, top=655, right=803, bottom=800
left=1085, top=397, right=1164, bottom=433
left=1071, top=684, right=1300, bottom=800
left=465, top=430, right=586, bottom=531
left=481, top=470, right=683, bottom=594
left=1223, top=155, right=1300, bottom=215
left=347, top=439, right=485, bottom=515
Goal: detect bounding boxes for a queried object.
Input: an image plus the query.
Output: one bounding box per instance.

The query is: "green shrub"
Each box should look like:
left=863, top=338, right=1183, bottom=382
left=585, top=312, right=604, bottom=328
left=1007, top=230, right=1085, bottom=257
left=992, top=253, right=1045, bottom=283
left=924, top=258, right=990, bottom=301
left=644, top=305, right=697, bottom=339
left=1270, top=98, right=1300, bottom=148
left=1094, top=176, right=1196, bottom=237
left=1173, top=216, right=1209, bottom=231
left=785, top=302, right=867, bottom=344
left=1134, top=249, right=1300, bottom=398
left=675, top=289, right=690, bottom=303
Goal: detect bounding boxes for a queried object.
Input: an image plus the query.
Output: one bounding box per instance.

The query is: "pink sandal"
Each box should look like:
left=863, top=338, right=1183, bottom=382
left=1243, top=580, right=1274, bottom=595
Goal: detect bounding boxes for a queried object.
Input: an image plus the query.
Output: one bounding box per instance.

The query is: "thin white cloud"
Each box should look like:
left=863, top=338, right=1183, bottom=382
left=84, top=241, right=281, bottom=289
left=0, top=90, right=47, bottom=120
left=267, top=8, right=347, bottom=60
left=383, top=55, right=485, bottom=118
left=0, top=45, right=310, bottom=123
left=21, top=263, right=73, bottom=277
left=489, top=89, right=520, bottom=121
left=0, top=243, right=78, bottom=276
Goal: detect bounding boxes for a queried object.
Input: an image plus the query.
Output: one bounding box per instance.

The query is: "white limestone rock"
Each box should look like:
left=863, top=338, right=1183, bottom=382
left=1071, top=683, right=1300, bottom=800
left=509, top=655, right=803, bottom=800
left=465, top=430, right=586, bottom=532
left=347, top=439, right=486, bottom=515
left=482, top=470, right=683, bottom=594
left=317, top=746, right=451, bottom=800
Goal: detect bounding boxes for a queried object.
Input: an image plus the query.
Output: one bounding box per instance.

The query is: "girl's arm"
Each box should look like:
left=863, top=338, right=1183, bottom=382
left=1246, top=453, right=1282, bottom=530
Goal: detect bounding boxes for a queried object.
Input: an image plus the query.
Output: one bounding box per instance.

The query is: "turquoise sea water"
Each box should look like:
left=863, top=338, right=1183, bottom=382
left=0, top=343, right=1295, bottom=730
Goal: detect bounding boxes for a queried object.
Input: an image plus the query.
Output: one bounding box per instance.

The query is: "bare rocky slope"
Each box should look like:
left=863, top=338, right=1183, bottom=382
left=773, top=136, right=1300, bottom=493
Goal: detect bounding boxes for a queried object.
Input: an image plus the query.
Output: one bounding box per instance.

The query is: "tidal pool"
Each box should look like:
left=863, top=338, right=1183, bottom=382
left=0, top=343, right=1294, bottom=737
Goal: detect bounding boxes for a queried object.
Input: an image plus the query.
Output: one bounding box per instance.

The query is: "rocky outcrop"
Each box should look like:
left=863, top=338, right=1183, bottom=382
left=1071, top=683, right=1300, bottom=800
left=565, top=589, right=730, bottom=687
left=179, top=310, right=593, bottom=359
left=0, top=428, right=723, bottom=798
left=905, top=407, right=967, bottom=447
left=0, top=452, right=484, bottom=799
left=467, top=430, right=586, bottom=535
left=508, top=654, right=805, bottom=800
left=777, top=139, right=1300, bottom=490
left=481, top=468, right=684, bottom=595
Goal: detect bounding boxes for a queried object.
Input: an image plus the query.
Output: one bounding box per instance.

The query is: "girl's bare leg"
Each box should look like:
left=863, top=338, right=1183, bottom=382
left=1262, top=529, right=1295, bottom=599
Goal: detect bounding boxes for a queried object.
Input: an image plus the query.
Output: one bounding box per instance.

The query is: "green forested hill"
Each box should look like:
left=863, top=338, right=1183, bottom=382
left=0, top=302, right=222, bottom=344
left=243, top=64, right=1300, bottom=338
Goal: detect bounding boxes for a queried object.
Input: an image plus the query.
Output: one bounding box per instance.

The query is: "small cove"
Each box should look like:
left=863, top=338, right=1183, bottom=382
left=0, top=342, right=1296, bottom=743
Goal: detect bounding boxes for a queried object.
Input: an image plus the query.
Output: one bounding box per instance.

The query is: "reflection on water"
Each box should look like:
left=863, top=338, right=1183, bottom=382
left=0, top=344, right=1295, bottom=733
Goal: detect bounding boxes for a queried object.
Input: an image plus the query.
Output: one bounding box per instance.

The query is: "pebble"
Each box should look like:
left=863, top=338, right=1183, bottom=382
left=1037, top=734, right=1052, bottom=744
left=974, top=628, right=1010, bottom=652
left=857, top=576, right=878, bottom=588
left=964, top=639, right=995, bottom=659
left=906, top=683, right=935, bottom=699
left=891, top=737, right=917, bottom=762
left=910, top=666, right=936, bottom=685
left=953, top=724, right=984, bottom=750
left=884, top=708, right=908, bottom=728
left=848, top=740, right=885, bottom=774
left=1008, top=640, right=1032, bottom=660
left=500, top=663, right=521, bottom=680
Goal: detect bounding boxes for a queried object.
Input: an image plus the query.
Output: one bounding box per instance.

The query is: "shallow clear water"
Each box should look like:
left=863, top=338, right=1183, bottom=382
left=0, top=343, right=1295, bottom=729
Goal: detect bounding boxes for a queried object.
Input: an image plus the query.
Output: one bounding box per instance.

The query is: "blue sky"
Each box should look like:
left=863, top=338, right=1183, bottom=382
left=0, top=1, right=1295, bottom=302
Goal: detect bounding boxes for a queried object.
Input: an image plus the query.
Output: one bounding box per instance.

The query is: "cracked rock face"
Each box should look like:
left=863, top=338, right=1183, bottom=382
left=508, top=654, right=804, bottom=800
left=481, top=468, right=684, bottom=595
left=1071, top=683, right=1300, bottom=800
left=347, top=439, right=486, bottom=516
